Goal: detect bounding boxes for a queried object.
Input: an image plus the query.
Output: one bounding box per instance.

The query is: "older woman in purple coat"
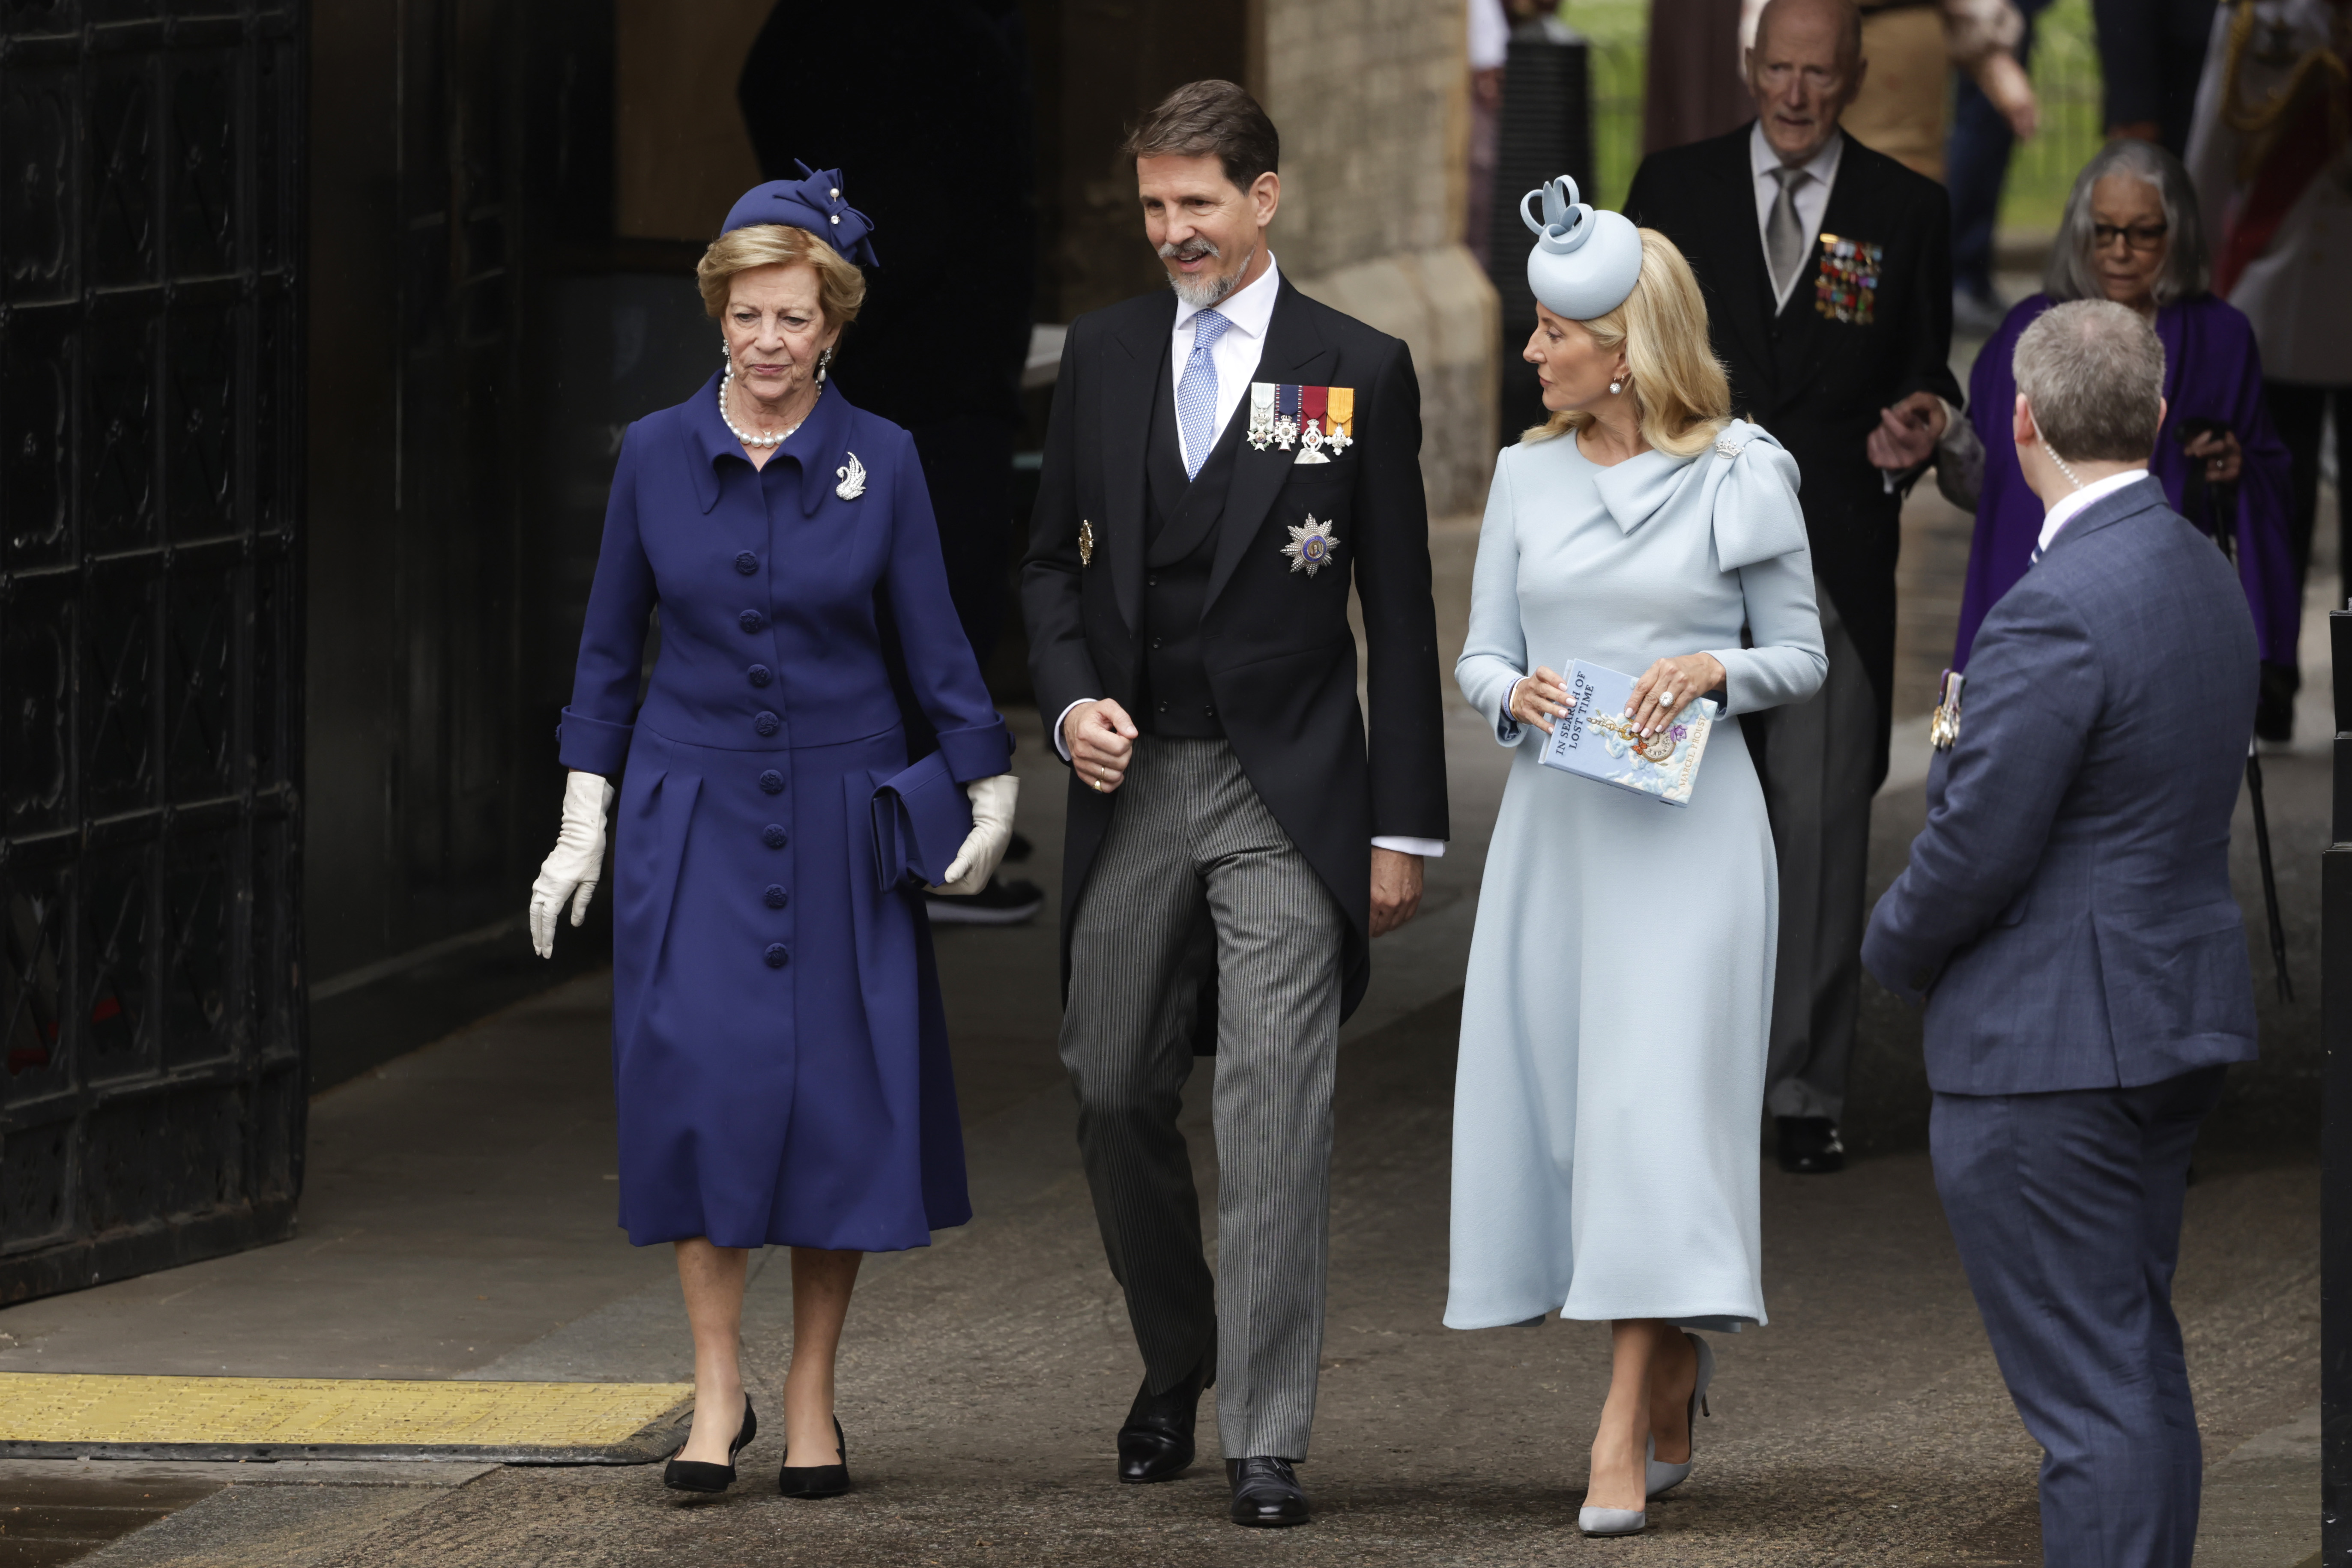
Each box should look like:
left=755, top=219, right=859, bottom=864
left=524, top=169, right=1017, bottom=1499
left=1942, top=139, right=2295, bottom=729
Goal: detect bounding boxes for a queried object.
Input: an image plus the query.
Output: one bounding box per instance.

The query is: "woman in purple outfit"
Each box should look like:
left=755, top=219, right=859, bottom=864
left=524, top=168, right=1018, bottom=1499
left=1942, top=140, right=2295, bottom=725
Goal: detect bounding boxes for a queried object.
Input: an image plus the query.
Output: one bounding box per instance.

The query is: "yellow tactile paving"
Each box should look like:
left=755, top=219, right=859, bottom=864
left=0, top=1374, right=693, bottom=1449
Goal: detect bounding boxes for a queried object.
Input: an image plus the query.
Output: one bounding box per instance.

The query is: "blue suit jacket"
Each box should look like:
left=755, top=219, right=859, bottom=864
left=1861, top=475, right=2260, bottom=1095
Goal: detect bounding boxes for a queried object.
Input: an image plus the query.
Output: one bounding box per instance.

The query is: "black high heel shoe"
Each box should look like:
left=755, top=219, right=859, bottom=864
left=777, top=1416, right=850, bottom=1499
left=662, top=1396, right=756, bottom=1493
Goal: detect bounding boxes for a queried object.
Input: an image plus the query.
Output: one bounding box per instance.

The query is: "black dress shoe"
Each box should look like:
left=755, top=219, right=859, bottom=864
left=662, top=1396, right=755, bottom=1493
left=1226, top=1456, right=1310, bottom=1527
left=1117, top=1361, right=1212, bottom=1483
left=777, top=1416, right=850, bottom=1499
left=1776, top=1116, right=1846, bottom=1174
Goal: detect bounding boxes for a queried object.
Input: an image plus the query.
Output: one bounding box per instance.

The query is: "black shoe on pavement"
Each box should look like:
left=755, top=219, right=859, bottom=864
left=1226, top=1456, right=1310, bottom=1527
left=1117, top=1361, right=1211, bottom=1483
left=922, top=875, right=1044, bottom=926
left=777, top=1417, right=849, bottom=1499
left=662, top=1396, right=755, bottom=1493
left=1776, top=1116, right=1845, bottom=1174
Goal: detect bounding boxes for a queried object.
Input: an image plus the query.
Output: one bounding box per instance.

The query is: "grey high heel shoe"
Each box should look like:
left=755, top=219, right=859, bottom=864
left=1645, top=1331, right=1715, bottom=1497
left=1578, top=1505, right=1647, bottom=1536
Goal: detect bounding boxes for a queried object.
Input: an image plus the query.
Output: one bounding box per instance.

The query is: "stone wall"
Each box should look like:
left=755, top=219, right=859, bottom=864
left=1262, top=0, right=1499, bottom=516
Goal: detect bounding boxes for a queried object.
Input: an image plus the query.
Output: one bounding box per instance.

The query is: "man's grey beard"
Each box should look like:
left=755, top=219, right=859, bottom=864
left=1161, top=239, right=1255, bottom=308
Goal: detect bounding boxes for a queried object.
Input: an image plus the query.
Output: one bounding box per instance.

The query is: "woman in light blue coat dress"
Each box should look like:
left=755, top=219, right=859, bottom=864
left=1448, top=185, right=1826, bottom=1536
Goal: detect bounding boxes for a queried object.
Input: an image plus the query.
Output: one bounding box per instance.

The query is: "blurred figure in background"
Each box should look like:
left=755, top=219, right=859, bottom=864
left=2098, top=0, right=2222, bottom=152
left=740, top=0, right=1046, bottom=923
left=1940, top=140, right=2296, bottom=734
left=1948, top=0, right=2056, bottom=333
left=1739, top=0, right=2037, bottom=182
left=2187, top=0, right=2352, bottom=736
left=1645, top=0, right=1751, bottom=155
left=1467, top=0, right=1510, bottom=272
left=1630, top=0, right=1962, bottom=1176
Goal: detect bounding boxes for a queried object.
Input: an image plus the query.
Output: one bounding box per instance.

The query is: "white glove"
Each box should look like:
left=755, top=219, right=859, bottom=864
left=529, top=771, right=617, bottom=957
left=931, top=773, right=1019, bottom=895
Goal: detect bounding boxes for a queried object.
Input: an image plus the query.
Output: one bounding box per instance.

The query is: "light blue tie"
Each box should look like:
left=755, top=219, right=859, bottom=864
left=1177, top=310, right=1231, bottom=481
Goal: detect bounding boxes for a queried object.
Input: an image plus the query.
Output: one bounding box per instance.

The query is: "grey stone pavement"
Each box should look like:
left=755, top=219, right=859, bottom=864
left=0, top=487, right=2328, bottom=1566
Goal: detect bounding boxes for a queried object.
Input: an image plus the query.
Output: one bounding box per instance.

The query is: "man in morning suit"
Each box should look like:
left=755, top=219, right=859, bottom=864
left=1020, top=80, right=1449, bottom=1529
left=1863, top=300, right=2259, bottom=1567
left=1624, top=0, right=1963, bottom=1174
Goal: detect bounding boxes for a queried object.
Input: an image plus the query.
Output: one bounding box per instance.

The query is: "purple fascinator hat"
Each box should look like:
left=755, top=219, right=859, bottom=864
left=721, top=161, right=879, bottom=267
left=1521, top=175, right=1642, bottom=320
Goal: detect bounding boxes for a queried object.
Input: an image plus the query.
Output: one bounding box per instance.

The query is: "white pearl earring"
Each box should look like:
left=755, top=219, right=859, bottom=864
left=1608, top=379, right=1623, bottom=395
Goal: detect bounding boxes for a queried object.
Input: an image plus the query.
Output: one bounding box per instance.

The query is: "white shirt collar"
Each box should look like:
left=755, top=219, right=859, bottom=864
left=1174, top=250, right=1282, bottom=341
left=1748, top=120, right=1844, bottom=191
left=2037, top=468, right=2152, bottom=553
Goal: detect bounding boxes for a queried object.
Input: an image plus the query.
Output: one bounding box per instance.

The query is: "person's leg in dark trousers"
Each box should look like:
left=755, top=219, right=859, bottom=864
left=1931, top=1066, right=2226, bottom=1567
left=1947, top=0, right=2051, bottom=314
left=2267, top=382, right=2342, bottom=603
left=1751, top=582, right=1877, bottom=1162
left=2261, top=382, right=2343, bottom=736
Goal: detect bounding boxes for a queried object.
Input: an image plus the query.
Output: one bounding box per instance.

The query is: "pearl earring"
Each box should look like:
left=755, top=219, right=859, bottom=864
left=1609, top=379, right=1623, bottom=395
left=815, top=347, right=834, bottom=384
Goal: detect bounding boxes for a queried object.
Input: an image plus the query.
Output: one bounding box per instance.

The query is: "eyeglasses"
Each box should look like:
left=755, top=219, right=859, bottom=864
left=2092, top=222, right=2169, bottom=252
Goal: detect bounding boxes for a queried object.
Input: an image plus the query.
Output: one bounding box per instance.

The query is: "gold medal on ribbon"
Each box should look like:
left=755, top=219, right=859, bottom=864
left=1325, top=387, right=1355, bottom=456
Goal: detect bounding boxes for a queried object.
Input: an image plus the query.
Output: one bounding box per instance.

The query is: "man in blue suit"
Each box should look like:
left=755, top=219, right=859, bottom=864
left=1863, top=298, right=2259, bottom=1567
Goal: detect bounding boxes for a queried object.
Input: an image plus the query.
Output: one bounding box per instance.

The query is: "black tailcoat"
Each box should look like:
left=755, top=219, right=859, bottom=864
left=1021, top=279, right=1450, bottom=1018
left=1625, top=125, right=1960, bottom=785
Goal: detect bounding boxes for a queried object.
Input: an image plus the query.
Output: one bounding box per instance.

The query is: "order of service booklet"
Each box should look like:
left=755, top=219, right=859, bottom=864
left=1535, top=660, right=1718, bottom=807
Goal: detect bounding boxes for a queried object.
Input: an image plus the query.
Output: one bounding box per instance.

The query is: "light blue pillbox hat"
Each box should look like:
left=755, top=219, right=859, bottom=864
left=1522, top=176, right=1643, bottom=321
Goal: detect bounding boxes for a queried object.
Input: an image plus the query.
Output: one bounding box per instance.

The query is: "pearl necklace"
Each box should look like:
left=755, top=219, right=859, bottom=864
left=720, top=369, right=812, bottom=448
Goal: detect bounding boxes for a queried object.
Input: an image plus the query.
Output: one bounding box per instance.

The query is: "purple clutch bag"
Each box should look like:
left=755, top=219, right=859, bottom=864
left=870, top=752, right=973, bottom=891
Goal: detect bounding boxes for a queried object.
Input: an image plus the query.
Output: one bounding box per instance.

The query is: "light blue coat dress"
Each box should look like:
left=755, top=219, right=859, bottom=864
left=1446, top=419, right=1826, bottom=1331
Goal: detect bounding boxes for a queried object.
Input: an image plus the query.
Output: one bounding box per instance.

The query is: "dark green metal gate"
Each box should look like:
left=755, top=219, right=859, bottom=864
left=0, top=0, right=306, bottom=1303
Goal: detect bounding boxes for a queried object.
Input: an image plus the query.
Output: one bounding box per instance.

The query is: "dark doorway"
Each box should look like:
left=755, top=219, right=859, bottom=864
left=0, top=0, right=308, bottom=1302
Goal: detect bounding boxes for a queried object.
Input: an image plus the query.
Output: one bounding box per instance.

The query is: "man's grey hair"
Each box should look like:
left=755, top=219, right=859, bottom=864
left=2012, top=299, right=2169, bottom=463
left=2045, top=139, right=2211, bottom=307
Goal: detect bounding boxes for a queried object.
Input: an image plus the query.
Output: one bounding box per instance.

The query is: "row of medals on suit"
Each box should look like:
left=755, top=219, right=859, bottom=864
left=1248, top=383, right=1355, bottom=463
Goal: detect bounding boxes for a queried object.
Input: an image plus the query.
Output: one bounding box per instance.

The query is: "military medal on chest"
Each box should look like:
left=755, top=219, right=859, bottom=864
left=1251, top=382, right=1357, bottom=463
left=1812, top=234, right=1882, bottom=326
left=1247, top=382, right=1277, bottom=451
left=1281, top=513, right=1340, bottom=576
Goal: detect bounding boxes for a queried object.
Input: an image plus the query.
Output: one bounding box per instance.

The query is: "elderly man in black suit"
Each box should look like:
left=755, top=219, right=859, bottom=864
left=1626, top=0, right=1961, bottom=1173
left=1021, top=80, right=1449, bottom=1528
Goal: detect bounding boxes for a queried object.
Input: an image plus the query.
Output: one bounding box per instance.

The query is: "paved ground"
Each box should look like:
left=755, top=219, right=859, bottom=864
left=0, top=468, right=2331, bottom=1564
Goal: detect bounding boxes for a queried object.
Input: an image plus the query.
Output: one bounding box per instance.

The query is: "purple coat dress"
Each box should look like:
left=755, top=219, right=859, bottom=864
left=559, top=375, right=1010, bottom=1251
left=1952, top=293, right=2297, bottom=669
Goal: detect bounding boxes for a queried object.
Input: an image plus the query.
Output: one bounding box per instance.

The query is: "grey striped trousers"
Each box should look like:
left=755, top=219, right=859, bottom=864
left=1060, top=737, right=1346, bottom=1462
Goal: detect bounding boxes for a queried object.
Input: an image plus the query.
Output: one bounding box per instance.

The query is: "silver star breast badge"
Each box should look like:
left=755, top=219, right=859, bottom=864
left=1281, top=515, right=1340, bottom=577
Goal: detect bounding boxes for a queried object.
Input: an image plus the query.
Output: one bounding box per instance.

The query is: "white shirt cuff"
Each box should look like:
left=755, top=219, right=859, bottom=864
left=1372, top=836, right=1446, bottom=858
left=1051, top=699, right=1093, bottom=763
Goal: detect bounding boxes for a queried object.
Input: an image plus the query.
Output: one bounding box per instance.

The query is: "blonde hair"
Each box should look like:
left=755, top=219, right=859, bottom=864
left=1523, top=227, right=1731, bottom=457
left=696, top=223, right=867, bottom=327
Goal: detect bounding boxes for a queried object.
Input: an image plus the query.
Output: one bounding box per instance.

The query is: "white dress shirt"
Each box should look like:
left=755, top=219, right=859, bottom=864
left=2037, top=468, right=2152, bottom=555
left=1170, top=252, right=1283, bottom=474
left=1056, top=251, right=1443, bottom=857
left=1749, top=122, right=1844, bottom=313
